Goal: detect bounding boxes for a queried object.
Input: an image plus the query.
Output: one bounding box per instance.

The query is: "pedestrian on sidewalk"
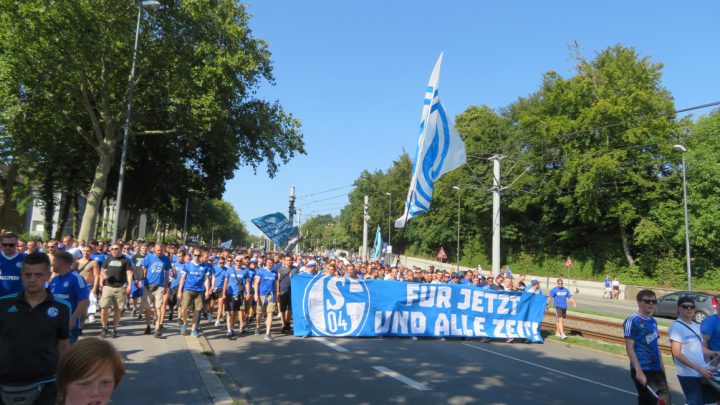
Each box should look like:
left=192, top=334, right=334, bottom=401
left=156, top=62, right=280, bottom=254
left=99, top=245, right=133, bottom=339
left=624, top=289, right=671, bottom=405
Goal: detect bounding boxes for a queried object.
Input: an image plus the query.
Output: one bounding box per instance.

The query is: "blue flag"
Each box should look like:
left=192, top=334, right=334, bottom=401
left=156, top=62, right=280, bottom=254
left=396, top=53, right=467, bottom=228
left=371, top=226, right=382, bottom=259
left=252, top=212, right=295, bottom=251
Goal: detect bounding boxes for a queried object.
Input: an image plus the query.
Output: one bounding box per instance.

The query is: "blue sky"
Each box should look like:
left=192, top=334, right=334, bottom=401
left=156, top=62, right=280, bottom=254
left=224, top=1, right=720, bottom=236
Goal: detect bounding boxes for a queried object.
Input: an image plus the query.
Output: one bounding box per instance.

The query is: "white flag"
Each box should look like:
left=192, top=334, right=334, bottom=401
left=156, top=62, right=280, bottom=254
left=219, top=240, right=232, bottom=248
left=395, top=53, right=467, bottom=228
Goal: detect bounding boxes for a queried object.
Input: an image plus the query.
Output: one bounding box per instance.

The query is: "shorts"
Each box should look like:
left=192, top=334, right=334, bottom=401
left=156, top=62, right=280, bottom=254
left=605, top=287, right=612, bottom=292
left=181, top=290, right=205, bottom=311
left=210, top=288, right=223, bottom=301
left=256, top=293, right=276, bottom=315
left=555, top=307, right=567, bottom=318
left=224, top=294, right=244, bottom=312
left=167, top=286, right=179, bottom=307
left=613, top=286, right=620, bottom=291
left=142, top=285, right=165, bottom=310
left=278, top=291, right=292, bottom=312
left=677, top=375, right=718, bottom=405
left=244, top=294, right=255, bottom=311
left=630, top=369, right=671, bottom=405
left=100, top=285, right=127, bottom=310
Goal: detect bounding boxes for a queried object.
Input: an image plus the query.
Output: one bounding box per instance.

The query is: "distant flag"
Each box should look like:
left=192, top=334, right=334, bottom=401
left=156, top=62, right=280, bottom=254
left=219, top=240, right=232, bottom=249
left=395, top=53, right=467, bottom=228
left=371, top=226, right=383, bottom=259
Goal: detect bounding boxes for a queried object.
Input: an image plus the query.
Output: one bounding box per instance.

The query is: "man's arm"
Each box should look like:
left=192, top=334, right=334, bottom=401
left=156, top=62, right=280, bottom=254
left=671, top=340, right=713, bottom=379
left=624, top=337, right=646, bottom=385
left=177, top=273, right=186, bottom=298
left=70, top=299, right=89, bottom=328
left=91, top=262, right=100, bottom=294
left=125, top=265, right=134, bottom=296
left=222, top=278, right=229, bottom=299
left=204, top=274, right=211, bottom=299
left=254, top=276, right=260, bottom=300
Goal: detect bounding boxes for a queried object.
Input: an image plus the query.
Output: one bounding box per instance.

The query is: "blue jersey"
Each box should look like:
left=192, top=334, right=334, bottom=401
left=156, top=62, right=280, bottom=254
left=143, top=254, right=172, bottom=287
left=213, top=265, right=228, bottom=290
left=549, top=287, right=572, bottom=308
left=226, top=267, right=248, bottom=295
left=255, top=268, right=278, bottom=297
left=89, top=252, right=107, bottom=268
left=0, top=252, right=25, bottom=296
left=48, top=271, right=89, bottom=329
left=624, top=313, right=662, bottom=371
left=170, top=262, right=185, bottom=289
left=604, top=278, right=611, bottom=288
left=701, top=314, right=720, bottom=351
left=183, top=262, right=209, bottom=292
left=246, top=267, right=256, bottom=294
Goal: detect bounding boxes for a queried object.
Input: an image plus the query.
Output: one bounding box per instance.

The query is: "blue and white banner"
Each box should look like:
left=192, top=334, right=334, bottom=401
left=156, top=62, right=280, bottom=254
left=371, top=226, right=382, bottom=259
left=291, top=274, right=546, bottom=341
left=396, top=53, right=467, bottom=228
left=252, top=212, right=295, bottom=250
left=219, top=240, right=232, bottom=249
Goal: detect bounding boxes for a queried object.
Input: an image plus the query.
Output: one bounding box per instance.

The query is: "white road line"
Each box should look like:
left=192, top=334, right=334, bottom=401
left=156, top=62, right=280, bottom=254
left=315, top=337, right=350, bottom=352
left=373, top=366, right=431, bottom=391
left=462, top=343, right=636, bottom=396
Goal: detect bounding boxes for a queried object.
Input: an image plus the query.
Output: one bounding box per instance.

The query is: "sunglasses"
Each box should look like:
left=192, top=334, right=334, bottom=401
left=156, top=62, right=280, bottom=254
left=2, top=243, right=16, bottom=247
left=680, top=304, right=696, bottom=310
left=641, top=299, right=658, bottom=304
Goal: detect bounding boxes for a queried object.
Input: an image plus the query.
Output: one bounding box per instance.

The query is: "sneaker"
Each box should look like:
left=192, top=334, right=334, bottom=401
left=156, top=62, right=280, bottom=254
left=154, top=329, right=162, bottom=338
left=144, top=326, right=152, bottom=335
left=102, top=327, right=109, bottom=338
left=214, top=320, right=221, bottom=327
left=226, top=330, right=235, bottom=339
left=264, top=333, right=274, bottom=341
left=561, top=334, right=568, bottom=339
left=138, top=314, right=143, bottom=320
left=201, top=312, right=208, bottom=321
left=255, top=328, right=261, bottom=335
left=239, top=325, right=246, bottom=334
left=112, top=329, right=118, bottom=338
left=555, top=333, right=563, bottom=338
left=88, top=315, right=95, bottom=323
left=191, top=329, right=199, bottom=337
left=180, top=324, right=188, bottom=336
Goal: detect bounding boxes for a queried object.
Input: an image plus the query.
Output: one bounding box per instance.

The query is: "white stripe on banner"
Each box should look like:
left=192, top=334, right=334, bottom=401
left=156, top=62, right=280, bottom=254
left=395, top=53, right=467, bottom=228
left=373, top=366, right=431, bottom=391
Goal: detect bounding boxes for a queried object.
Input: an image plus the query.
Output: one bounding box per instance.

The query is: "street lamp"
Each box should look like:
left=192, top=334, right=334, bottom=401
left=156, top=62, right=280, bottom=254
left=452, top=186, right=461, bottom=272
left=112, top=0, right=160, bottom=242
left=673, top=144, right=693, bottom=291
left=384, top=192, right=392, bottom=249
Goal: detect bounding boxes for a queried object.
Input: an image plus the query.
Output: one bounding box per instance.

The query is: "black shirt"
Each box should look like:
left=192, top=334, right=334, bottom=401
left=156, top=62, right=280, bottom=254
left=102, top=255, right=133, bottom=287
left=278, top=266, right=297, bottom=294
left=0, top=290, right=70, bottom=384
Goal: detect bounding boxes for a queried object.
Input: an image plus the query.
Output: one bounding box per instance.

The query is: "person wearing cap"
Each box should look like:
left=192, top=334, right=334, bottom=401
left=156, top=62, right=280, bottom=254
left=48, top=251, right=89, bottom=344
left=527, top=278, right=543, bottom=294
left=668, top=296, right=720, bottom=405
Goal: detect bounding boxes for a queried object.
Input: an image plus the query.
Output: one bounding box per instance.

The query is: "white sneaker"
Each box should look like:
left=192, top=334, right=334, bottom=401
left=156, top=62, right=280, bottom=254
left=88, top=315, right=95, bottom=323
left=214, top=320, right=221, bottom=327
left=561, top=334, right=568, bottom=339
left=555, top=333, right=563, bottom=338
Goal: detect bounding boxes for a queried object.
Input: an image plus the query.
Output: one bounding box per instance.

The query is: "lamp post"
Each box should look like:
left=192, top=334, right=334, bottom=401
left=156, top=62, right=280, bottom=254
left=112, top=0, right=160, bottom=243
left=384, top=192, right=392, bottom=249
left=452, top=186, right=461, bottom=272
left=673, top=144, right=693, bottom=291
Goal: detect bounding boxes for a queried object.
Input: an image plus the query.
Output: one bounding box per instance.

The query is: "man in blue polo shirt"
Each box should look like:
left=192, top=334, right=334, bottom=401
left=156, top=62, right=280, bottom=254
left=210, top=257, right=228, bottom=327
left=142, top=243, right=172, bottom=337
left=624, top=289, right=671, bottom=405
left=0, top=232, right=25, bottom=296
left=48, top=251, right=89, bottom=344
left=254, top=258, right=278, bottom=341
left=223, top=256, right=250, bottom=338
left=548, top=278, right=576, bottom=339
left=178, top=248, right=211, bottom=337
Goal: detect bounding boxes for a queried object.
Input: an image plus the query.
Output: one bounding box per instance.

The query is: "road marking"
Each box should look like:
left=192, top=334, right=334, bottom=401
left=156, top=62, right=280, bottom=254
left=462, top=343, right=636, bottom=396
left=373, top=366, right=431, bottom=391
left=315, top=337, right=349, bottom=352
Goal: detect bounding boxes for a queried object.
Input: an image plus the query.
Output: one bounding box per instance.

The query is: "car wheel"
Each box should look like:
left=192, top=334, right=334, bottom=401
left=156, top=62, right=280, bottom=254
left=694, top=311, right=707, bottom=324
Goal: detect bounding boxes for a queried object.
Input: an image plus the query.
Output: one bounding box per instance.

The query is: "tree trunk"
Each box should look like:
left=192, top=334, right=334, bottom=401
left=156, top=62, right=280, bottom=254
left=41, top=172, right=55, bottom=241
left=619, top=221, right=635, bottom=266
left=78, top=139, right=116, bottom=241
left=72, top=195, right=80, bottom=239
left=54, top=192, right=71, bottom=240
left=0, top=160, right=19, bottom=230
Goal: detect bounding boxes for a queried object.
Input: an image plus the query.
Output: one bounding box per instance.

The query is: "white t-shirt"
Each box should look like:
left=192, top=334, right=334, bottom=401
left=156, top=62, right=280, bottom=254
left=668, top=319, right=706, bottom=377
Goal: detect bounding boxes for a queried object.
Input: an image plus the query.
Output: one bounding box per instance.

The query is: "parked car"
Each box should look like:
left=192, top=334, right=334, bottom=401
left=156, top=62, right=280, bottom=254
left=654, top=290, right=718, bottom=323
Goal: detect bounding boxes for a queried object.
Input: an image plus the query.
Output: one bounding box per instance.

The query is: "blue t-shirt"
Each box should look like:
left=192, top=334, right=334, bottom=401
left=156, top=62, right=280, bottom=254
left=48, top=271, right=90, bottom=329
left=89, top=252, right=107, bottom=268
left=0, top=252, right=25, bottom=296
left=170, top=262, right=185, bottom=289
left=255, top=267, right=278, bottom=297
left=183, top=262, right=209, bottom=292
left=226, top=266, right=248, bottom=295
left=604, top=277, right=611, bottom=288
left=460, top=278, right=472, bottom=285
left=213, top=265, right=228, bottom=290
left=700, top=314, right=720, bottom=351
left=623, top=313, right=662, bottom=371
left=246, top=267, right=256, bottom=294
left=549, top=287, right=572, bottom=309
left=142, top=253, right=172, bottom=287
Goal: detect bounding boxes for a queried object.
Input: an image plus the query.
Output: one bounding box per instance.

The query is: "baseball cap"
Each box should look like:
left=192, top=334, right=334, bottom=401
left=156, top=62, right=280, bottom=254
left=250, top=258, right=258, bottom=263
left=56, top=243, right=66, bottom=250
left=531, top=278, right=539, bottom=286
left=677, top=296, right=695, bottom=307
left=307, top=261, right=317, bottom=267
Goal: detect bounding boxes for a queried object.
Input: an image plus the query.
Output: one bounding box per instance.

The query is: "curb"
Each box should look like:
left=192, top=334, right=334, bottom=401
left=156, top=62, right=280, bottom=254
left=185, top=335, right=242, bottom=405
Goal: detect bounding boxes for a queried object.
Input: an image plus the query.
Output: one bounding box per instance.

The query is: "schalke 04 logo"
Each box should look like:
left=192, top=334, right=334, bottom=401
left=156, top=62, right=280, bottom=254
left=302, top=275, right=370, bottom=337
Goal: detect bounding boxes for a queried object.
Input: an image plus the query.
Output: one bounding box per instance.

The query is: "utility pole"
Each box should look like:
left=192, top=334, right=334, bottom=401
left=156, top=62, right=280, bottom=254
left=295, top=208, right=302, bottom=254
left=489, top=155, right=504, bottom=276
left=288, top=186, right=296, bottom=225
left=362, top=195, right=369, bottom=260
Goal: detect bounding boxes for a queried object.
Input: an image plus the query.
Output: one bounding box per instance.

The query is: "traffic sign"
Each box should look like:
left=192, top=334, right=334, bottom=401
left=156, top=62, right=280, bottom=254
left=565, top=257, right=574, bottom=268
left=437, top=246, right=448, bottom=260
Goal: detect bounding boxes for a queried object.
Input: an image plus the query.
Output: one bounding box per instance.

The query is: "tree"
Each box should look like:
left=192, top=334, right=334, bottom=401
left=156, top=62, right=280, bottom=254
left=0, top=0, right=304, bottom=241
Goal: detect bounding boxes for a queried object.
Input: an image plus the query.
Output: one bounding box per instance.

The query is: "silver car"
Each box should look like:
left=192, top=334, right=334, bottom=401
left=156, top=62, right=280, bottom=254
left=654, top=291, right=718, bottom=323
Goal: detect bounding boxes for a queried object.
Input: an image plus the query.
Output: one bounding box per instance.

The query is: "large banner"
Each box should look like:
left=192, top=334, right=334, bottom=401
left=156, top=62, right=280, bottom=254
left=291, top=274, right=546, bottom=342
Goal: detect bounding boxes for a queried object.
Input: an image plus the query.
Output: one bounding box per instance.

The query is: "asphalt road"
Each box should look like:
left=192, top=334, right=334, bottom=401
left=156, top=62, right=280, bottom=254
left=204, top=325, right=686, bottom=405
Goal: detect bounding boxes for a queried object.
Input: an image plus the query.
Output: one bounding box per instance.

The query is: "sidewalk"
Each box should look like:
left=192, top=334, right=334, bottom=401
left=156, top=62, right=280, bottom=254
left=81, top=314, right=219, bottom=405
